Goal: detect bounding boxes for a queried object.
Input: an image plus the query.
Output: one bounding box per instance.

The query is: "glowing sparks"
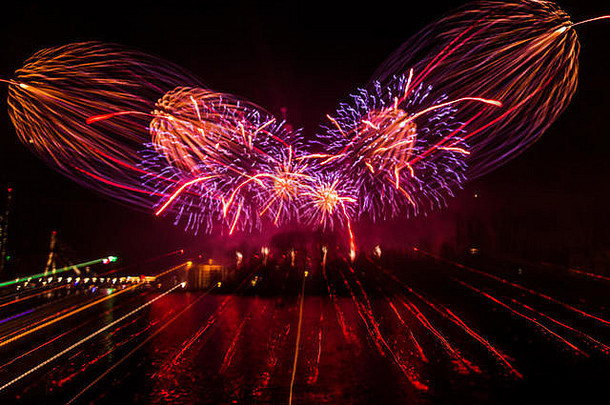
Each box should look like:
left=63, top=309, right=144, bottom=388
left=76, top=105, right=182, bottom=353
left=5, top=0, right=602, bottom=253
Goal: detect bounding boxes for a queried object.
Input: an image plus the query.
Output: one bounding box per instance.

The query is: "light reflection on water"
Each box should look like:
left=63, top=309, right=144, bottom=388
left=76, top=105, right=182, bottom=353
left=102, top=294, right=424, bottom=404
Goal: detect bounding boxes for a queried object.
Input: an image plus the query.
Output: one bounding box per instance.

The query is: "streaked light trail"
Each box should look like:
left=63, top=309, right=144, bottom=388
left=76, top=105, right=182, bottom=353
left=0, top=255, right=117, bottom=288
left=0, top=282, right=187, bottom=393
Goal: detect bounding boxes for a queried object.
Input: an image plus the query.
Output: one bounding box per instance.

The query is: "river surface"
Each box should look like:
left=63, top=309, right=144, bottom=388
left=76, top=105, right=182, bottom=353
left=1, top=255, right=609, bottom=404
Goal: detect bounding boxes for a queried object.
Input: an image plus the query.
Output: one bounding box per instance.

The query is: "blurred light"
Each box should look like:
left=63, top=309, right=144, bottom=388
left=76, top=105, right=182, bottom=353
left=373, top=245, right=382, bottom=258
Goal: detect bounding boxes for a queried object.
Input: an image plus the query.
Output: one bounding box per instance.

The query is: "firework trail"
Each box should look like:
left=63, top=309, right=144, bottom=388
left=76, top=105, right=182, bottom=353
left=7, top=41, right=202, bottom=208
left=320, top=0, right=583, bottom=222
left=4, top=1, right=606, bottom=246
left=321, top=72, right=501, bottom=220
left=145, top=86, right=357, bottom=235
left=371, top=0, right=580, bottom=180
left=145, top=86, right=307, bottom=233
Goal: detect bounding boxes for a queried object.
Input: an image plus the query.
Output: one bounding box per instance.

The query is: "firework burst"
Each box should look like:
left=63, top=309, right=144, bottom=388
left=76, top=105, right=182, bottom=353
left=4, top=1, right=606, bottom=249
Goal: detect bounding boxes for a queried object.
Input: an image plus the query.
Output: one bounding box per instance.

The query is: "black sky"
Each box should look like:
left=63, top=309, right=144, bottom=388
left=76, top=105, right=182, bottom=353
left=0, top=0, right=609, bottom=273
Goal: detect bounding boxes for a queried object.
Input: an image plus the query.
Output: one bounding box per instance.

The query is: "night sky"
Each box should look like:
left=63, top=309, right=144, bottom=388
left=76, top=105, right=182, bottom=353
left=1, top=0, right=609, bottom=274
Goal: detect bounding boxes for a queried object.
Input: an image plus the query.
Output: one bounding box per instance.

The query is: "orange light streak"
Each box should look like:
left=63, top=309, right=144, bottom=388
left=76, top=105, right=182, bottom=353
left=438, top=146, right=471, bottom=155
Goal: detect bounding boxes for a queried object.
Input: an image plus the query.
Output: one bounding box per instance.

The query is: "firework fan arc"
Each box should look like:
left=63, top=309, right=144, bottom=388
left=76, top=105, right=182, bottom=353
left=368, top=0, right=580, bottom=179
left=4, top=1, right=607, bottom=247
left=7, top=41, right=204, bottom=210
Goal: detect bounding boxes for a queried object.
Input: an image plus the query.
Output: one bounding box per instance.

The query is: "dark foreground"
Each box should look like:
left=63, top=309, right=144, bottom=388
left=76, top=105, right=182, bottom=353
left=0, top=251, right=608, bottom=404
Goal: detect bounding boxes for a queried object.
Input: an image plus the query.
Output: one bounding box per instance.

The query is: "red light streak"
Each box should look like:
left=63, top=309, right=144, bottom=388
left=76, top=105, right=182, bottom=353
left=74, top=166, right=166, bottom=197
left=373, top=260, right=520, bottom=377
left=154, top=175, right=217, bottom=215
left=339, top=266, right=429, bottom=390
left=569, top=268, right=610, bottom=282
left=415, top=248, right=610, bottom=326
left=506, top=295, right=610, bottom=355
left=385, top=298, right=428, bottom=363
left=407, top=19, right=487, bottom=98
left=85, top=110, right=149, bottom=125
left=454, top=278, right=588, bottom=356
left=307, top=311, right=324, bottom=385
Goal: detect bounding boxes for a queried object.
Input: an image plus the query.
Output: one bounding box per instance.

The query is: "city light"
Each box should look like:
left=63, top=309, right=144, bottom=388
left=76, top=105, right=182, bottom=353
left=0, top=255, right=119, bottom=289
